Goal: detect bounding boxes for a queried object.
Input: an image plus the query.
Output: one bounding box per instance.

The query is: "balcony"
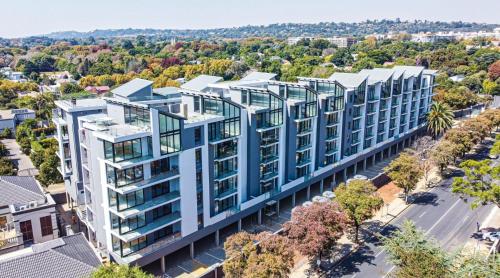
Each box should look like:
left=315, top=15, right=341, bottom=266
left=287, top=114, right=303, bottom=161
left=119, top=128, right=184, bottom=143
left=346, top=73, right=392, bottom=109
left=214, top=187, right=237, bottom=201
left=296, top=158, right=311, bottom=167
left=112, top=211, right=181, bottom=242
left=214, top=170, right=238, bottom=182
left=325, top=147, right=338, bottom=155
left=260, top=154, right=279, bottom=164
left=260, top=135, right=279, bottom=146
left=111, top=169, right=179, bottom=194
left=110, top=191, right=181, bottom=219
left=0, top=223, right=22, bottom=251
left=118, top=232, right=182, bottom=262
left=260, top=171, right=279, bottom=182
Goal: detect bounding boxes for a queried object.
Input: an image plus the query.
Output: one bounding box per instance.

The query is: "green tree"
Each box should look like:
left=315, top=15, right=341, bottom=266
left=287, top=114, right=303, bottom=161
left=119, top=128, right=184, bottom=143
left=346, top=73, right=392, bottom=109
left=451, top=253, right=500, bottom=278
left=37, top=153, right=62, bottom=186
left=430, top=140, right=459, bottom=173
left=385, top=152, right=423, bottom=203
left=0, top=157, right=16, bottom=175
left=383, top=220, right=451, bottom=278
left=59, top=82, right=82, bottom=95
left=0, top=128, right=12, bottom=139
left=452, top=159, right=500, bottom=208
left=427, top=101, right=454, bottom=138
left=90, top=263, right=153, bottom=278
left=334, top=179, right=383, bottom=243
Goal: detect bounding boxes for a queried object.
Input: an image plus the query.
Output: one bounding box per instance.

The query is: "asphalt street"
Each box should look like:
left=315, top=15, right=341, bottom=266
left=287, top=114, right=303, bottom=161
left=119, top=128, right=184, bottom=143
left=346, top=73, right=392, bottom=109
left=329, top=141, right=497, bottom=278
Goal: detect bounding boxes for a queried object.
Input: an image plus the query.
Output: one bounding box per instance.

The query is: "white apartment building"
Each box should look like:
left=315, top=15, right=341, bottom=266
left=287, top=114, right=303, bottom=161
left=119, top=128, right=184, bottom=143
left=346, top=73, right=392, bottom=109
left=53, top=66, right=436, bottom=270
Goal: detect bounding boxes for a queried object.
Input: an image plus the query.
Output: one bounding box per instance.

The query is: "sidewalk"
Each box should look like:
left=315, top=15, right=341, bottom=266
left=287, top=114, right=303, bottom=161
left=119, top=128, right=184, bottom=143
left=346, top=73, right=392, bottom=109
left=289, top=166, right=442, bottom=277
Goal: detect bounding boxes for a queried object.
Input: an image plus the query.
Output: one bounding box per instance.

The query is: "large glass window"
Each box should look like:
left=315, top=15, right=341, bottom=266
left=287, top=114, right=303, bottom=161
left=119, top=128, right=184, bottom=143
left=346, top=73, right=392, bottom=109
left=40, top=216, right=53, bottom=236
left=124, top=105, right=150, bottom=128
left=106, top=165, right=144, bottom=187
left=104, top=139, right=142, bottom=162
left=111, top=213, right=146, bottom=234
left=159, top=113, right=181, bottom=155
left=214, top=176, right=237, bottom=196
left=151, top=157, right=178, bottom=177
left=214, top=140, right=237, bottom=159
left=214, top=157, right=238, bottom=178
left=108, top=189, right=145, bottom=211
left=296, top=134, right=311, bottom=149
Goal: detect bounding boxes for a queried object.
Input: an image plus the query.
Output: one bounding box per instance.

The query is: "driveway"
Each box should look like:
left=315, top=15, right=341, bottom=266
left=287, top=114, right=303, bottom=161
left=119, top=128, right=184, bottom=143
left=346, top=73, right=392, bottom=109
left=1, top=138, right=38, bottom=176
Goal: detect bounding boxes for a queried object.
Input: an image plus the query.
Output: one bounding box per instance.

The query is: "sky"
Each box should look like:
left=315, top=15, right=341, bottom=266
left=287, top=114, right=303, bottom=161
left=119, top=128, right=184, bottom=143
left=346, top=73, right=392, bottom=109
left=1, top=0, right=499, bottom=38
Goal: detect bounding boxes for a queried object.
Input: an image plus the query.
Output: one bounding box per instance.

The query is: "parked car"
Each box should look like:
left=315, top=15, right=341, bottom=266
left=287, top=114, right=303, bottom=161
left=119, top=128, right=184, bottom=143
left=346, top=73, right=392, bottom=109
left=482, top=231, right=500, bottom=241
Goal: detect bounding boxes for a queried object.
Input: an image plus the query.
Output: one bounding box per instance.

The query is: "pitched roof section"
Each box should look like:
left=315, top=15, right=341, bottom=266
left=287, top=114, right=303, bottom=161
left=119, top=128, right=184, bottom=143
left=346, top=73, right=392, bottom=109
left=393, top=66, right=425, bottom=78
left=241, top=71, right=277, bottom=81
left=181, top=75, right=223, bottom=91
left=359, top=68, right=394, bottom=83
left=0, top=233, right=101, bottom=278
left=112, top=78, right=153, bottom=98
left=0, top=176, right=45, bottom=207
left=329, top=72, right=367, bottom=88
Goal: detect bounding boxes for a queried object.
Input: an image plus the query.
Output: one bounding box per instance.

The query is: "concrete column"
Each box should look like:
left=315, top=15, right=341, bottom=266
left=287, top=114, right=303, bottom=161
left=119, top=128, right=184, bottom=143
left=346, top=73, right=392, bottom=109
left=161, top=256, right=166, bottom=273
left=319, top=180, right=324, bottom=194
left=381, top=150, right=384, bottom=160
left=190, top=242, right=195, bottom=258
left=292, top=193, right=296, bottom=207
left=363, top=159, right=367, bottom=171
left=276, top=200, right=280, bottom=217
left=343, top=168, right=347, bottom=182
left=238, top=219, right=242, bottom=232
left=306, top=185, right=311, bottom=200
left=331, top=174, right=336, bottom=190
left=215, top=230, right=220, bottom=246
left=354, top=163, right=358, bottom=175
left=258, top=209, right=262, bottom=225
left=396, top=143, right=399, bottom=154
left=66, top=193, right=70, bottom=206
left=372, top=155, right=376, bottom=166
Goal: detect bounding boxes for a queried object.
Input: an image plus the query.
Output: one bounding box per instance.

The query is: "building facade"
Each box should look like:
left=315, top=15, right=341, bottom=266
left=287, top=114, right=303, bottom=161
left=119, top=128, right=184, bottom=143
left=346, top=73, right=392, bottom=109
left=53, top=66, right=436, bottom=269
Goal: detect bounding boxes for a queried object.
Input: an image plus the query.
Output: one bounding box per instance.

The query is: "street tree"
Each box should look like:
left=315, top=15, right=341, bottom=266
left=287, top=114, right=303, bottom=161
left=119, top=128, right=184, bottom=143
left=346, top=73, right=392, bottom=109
left=451, top=253, right=500, bottom=278
left=490, top=135, right=500, bottom=157
left=334, top=179, right=383, bottom=243
left=223, top=231, right=294, bottom=278
left=282, top=202, right=348, bottom=260
left=385, top=152, right=424, bottom=203
left=444, top=128, right=474, bottom=157
left=91, top=264, right=153, bottom=278
left=427, top=101, right=454, bottom=138
left=383, top=220, right=451, bottom=278
left=430, top=141, right=460, bottom=174
left=452, top=159, right=500, bottom=208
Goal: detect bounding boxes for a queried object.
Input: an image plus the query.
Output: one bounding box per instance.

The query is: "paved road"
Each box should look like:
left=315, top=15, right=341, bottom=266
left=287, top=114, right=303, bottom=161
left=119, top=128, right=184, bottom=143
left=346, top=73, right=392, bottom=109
left=330, top=142, right=496, bottom=278
left=1, top=138, right=38, bottom=176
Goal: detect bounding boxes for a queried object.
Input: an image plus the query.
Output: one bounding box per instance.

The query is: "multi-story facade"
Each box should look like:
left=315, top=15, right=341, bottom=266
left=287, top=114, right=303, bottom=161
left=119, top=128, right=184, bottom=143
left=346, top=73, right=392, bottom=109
left=53, top=66, right=436, bottom=270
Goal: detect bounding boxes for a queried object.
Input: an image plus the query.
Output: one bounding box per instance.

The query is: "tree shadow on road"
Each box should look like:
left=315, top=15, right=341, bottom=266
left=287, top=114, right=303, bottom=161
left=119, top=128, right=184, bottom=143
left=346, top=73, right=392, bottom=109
left=411, top=191, right=439, bottom=206
left=325, top=244, right=376, bottom=278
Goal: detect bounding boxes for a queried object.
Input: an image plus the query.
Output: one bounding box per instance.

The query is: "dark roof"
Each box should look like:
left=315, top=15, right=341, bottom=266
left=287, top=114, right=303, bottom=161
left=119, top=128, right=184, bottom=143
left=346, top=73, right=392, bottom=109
left=0, top=176, right=45, bottom=207
left=0, top=233, right=101, bottom=278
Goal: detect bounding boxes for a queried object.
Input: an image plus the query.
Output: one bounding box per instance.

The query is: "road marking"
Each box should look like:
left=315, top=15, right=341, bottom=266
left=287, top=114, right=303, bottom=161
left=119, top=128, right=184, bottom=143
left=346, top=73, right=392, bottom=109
left=419, top=211, right=427, bottom=218
left=375, top=249, right=384, bottom=258
left=425, top=198, right=462, bottom=235
left=480, top=206, right=499, bottom=230
left=383, top=266, right=396, bottom=277
left=351, top=274, right=357, bottom=278
left=204, top=252, right=223, bottom=261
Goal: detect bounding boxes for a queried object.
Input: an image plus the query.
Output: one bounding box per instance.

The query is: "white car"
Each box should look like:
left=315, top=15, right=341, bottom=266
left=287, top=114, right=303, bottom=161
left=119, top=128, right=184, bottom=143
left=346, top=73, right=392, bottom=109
left=482, top=231, right=500, bottom=241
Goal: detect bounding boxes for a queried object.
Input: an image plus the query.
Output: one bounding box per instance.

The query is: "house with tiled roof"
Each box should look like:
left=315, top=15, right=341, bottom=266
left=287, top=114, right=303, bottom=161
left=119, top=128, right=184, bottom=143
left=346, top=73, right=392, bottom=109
left=0, top=233, right=101, bottom=278
left=0, top=176, right=58, bottom=254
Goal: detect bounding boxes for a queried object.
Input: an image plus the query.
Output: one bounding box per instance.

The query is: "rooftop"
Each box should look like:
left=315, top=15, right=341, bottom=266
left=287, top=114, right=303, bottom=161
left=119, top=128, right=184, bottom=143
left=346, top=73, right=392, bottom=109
left=112, top=78, right=153, bottom=98
left=359, top=68, right=394, bottom=83
left=0, top=233, right=101, bottom=278
left=0, top=109, right=35, bottom=120
left=241, top=71, right=277, bottom=81
left=329, top=72, right=368, bottom=88
left=393, top=65, right=425, bottom=78
left=181, top=75, right=223, bottom=91
left=0, top=176, right=45, bottom=207
left=55, top=98, right=107, bottom=112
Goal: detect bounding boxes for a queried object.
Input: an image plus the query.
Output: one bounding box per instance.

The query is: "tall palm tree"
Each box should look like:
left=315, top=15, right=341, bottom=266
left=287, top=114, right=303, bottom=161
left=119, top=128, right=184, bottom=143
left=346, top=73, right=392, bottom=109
left=427, top=101, right=454, bottom=138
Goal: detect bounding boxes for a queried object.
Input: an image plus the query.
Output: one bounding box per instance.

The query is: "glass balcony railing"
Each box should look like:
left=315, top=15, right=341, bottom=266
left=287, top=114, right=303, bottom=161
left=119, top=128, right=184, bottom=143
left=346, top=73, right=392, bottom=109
left=110, top=191, right=181, bottom=218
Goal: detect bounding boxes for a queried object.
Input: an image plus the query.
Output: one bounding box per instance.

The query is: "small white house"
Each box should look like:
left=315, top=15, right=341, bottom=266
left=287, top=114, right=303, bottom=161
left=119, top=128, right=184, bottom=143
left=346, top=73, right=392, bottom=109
left=0, top=108, right=36, bottom=131
left=0, top=176, right=59, bottom=255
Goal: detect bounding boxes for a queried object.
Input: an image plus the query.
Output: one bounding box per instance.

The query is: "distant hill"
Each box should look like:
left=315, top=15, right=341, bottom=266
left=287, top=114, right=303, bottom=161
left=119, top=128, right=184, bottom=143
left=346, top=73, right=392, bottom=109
left=40, top=20, right=499, bottom=40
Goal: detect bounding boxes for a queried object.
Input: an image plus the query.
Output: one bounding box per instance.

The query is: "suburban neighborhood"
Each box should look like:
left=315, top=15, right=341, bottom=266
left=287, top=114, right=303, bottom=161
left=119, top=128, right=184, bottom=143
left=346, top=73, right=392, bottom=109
left=0, top=1, right=499, bottom=277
